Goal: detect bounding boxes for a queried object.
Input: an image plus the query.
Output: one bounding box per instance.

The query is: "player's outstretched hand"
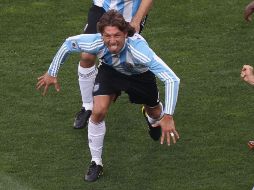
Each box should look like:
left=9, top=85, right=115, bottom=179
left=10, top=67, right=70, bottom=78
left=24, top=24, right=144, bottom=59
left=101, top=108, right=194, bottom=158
left=159, top=115, right=180, bottom=146
left=244, top=1, right=254, bottom=22
left=36, top=72, right=60, bottom=96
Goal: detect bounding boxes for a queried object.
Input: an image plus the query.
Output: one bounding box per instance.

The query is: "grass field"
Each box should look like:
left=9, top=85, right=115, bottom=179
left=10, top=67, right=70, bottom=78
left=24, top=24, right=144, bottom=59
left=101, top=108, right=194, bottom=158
left=1, top=0, right=254, bottom=189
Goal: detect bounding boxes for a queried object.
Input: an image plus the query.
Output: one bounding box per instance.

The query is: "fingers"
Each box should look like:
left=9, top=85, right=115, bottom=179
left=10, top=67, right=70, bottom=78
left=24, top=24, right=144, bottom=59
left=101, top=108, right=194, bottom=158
left=37, top=75, right=45, bottom=80
left=36, top=79, right=45, bottom=90
left=36, top=79, right=48, bottom=96
left=36, top=73, right=60, bottom=96
left=54, top=82, right=60, bottom=92
left=42, top=84, right=49, bottom=96
left=241, top=72, right=246, bottom=78
left=160, top=132, right=165, bottom=145
left=243, top=65, right=253, bottom=70
left=241, top=65, right=253, bottom=79
left=171, top=132, right=176, bottom=144
left=244, top=7, right=253, bottom=22
left=160, top=130, right=180, bottom=146
left=174, top=130, right=180, bottom=140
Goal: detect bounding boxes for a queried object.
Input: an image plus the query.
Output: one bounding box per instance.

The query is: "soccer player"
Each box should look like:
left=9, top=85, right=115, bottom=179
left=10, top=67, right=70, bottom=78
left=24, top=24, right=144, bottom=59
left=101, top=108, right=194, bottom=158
left=37, top=10, right=180, bottom=182
left=244, top=1, right=254, bottom=21
left=74, top=0, right=153, bottom=129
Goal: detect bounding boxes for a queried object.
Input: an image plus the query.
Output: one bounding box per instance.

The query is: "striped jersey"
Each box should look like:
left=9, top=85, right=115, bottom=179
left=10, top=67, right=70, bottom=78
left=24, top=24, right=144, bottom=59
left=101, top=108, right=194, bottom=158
left=93, top=0, right=141, bottom=22
left=48, top=33, right=180, bottom=115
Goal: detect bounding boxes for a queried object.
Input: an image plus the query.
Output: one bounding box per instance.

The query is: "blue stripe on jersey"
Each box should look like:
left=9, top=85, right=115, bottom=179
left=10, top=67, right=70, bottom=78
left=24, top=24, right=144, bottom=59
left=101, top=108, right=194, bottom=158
left=120, top=48, right=127, bottom=68
left=116, top=1, right=124, bottom=15
left=102, top=48, right=113, bottom=66
left=132, top=0, right=141, bottom=17
left=102, top=0, right=110, bottom=11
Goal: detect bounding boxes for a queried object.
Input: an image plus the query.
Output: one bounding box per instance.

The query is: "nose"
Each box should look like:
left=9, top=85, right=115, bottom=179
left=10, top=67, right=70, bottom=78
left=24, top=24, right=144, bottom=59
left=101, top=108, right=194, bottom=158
left=109, top=37, right=116, bottom=44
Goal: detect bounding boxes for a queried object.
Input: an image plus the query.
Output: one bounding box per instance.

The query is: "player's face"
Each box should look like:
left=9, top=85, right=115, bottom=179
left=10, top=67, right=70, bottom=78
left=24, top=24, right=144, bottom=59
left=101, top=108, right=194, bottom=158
left=102, top=26, right=127, bottom=54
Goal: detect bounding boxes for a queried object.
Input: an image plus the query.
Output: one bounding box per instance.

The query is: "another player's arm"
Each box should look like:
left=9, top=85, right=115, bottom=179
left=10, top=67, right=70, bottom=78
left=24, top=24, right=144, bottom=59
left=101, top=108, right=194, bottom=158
left=130, top=0, right=153, bottom=32
left=244, top=1, right=254, bottom=21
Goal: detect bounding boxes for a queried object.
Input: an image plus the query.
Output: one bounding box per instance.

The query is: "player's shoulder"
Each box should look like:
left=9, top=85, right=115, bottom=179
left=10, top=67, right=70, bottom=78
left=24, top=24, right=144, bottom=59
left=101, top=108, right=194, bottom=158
left=128, top=33, right=147, bottom=44
left=66, top=33, right=102, bottom=42
left=127, top=34, right=152, bottom=55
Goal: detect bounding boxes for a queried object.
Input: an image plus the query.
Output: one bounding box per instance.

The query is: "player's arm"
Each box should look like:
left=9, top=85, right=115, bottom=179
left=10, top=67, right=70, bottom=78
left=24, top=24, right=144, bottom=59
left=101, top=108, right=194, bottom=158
left=149, top=56, right=180, bottom=145
left=244, top=1, right=254, bottom=21
left=132, top=38, right=180, bottom=115
left=36, top=40, right=72, bottom=96
left=47, top=34, right=102, bottom=77
left=137, top=42, right=180, bottom=144
left=130, top=0, right=153, bottom=32
left=147, top=53, right=180, bottom=115
left=37, top=34, right=102, bottom=95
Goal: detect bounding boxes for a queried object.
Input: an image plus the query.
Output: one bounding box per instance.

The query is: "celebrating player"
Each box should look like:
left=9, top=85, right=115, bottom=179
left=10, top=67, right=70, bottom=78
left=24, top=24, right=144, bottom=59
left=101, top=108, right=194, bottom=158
left=74, top=0, right=153, bottom=129
left=37, top=10, right=180, bottom=182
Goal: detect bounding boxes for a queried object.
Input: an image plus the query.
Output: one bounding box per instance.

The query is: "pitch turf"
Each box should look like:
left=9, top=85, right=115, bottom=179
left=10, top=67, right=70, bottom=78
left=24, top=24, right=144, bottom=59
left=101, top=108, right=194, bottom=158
left=0, top=0, right=254, bottom=189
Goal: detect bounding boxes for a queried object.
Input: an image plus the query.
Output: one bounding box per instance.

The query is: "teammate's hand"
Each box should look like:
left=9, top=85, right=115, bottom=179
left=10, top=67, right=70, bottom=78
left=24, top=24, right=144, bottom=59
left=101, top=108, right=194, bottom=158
left=130, top=19, right=140, bottom=33
left=36, top=72, right=60, bottom=96
left=241, top=65, right=254, bottom=85
left=159, top=115, right=179, bottom=146
left=244, top=1, right=254, bottom=22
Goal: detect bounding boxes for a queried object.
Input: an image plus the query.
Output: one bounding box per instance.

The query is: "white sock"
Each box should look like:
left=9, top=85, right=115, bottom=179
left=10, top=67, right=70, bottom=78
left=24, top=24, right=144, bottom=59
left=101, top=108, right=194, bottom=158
left=146, top=102, right=164, bottom=127
left=78, top=63, right=97, bottom=111
left=88, top=119, right=106, bottom=166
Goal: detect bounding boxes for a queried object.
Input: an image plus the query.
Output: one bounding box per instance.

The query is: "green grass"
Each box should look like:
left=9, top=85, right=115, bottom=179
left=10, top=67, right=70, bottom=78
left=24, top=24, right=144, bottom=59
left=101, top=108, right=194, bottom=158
left=1, top=0, right=254, bottom=189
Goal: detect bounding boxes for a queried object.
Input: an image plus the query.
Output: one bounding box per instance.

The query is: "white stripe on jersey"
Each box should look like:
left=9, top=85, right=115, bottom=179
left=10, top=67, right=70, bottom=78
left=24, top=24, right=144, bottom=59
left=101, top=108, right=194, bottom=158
left=109, top=1, right=118, bottom=10
left=79, top=39, right=103, bottom=47
left=122, top=1, right=133, bottom=22
left=158, top=72, right=174, bottom=114
left=153, top=53, right=179, bottom=114
left=79, top=40, right=104, bottom=51
left=93, top=0, right=104, bottom=7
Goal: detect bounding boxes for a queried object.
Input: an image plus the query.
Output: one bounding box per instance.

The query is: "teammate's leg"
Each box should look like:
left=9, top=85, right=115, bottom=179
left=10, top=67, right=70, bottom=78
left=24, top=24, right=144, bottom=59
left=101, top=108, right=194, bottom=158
left=74, top=5, right=105, bottom=129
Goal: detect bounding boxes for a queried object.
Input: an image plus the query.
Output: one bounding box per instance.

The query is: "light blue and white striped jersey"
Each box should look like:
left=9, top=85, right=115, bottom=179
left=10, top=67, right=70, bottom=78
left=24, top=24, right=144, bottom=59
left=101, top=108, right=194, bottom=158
left=93, top=0, right=141, bottom=22
left=48, top=33, right=180, bottom=115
